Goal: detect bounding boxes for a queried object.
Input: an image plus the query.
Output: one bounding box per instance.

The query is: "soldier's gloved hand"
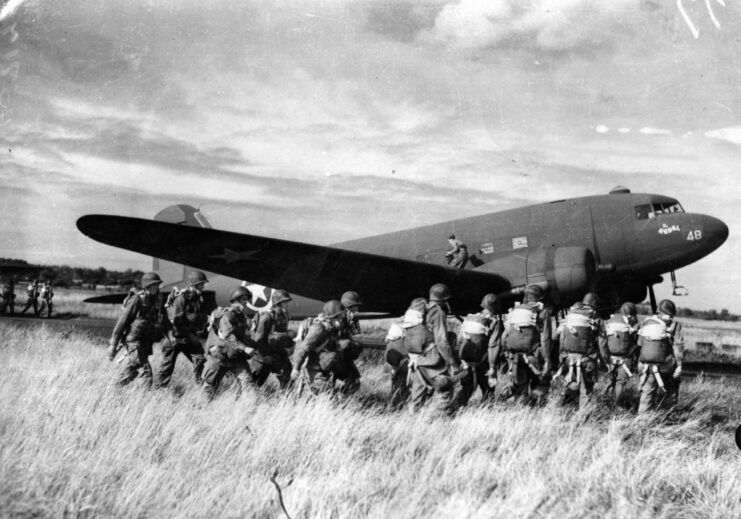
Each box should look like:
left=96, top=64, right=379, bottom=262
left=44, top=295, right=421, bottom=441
left=290, top=368, right=300, bottom=381
left=485, top=368, right=497, bottom=388
left=673, top=364, right=682, bottom=380
left=242, top=346, right=256, bottom=357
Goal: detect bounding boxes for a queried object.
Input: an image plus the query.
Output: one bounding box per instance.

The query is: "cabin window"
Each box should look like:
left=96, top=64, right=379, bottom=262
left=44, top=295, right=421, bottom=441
left=635, top=205, right=653, bottom=220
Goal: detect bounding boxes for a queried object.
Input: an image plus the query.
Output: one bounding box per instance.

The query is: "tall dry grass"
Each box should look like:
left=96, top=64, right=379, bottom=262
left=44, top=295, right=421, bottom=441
left=1, top=322, right=741, bottom=518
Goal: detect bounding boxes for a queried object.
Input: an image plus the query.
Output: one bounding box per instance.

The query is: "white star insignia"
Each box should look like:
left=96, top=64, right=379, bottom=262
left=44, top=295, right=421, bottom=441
left=208, top=247, right=263, bottom=263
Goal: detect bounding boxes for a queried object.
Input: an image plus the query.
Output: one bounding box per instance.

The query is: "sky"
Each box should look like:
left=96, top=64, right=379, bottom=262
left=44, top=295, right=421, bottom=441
left=0, top=0, right=740, bottom=311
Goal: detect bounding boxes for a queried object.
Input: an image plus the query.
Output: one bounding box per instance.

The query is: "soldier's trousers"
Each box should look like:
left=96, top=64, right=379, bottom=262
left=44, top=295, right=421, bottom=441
left=38, top=300, right=52, bottom=318
left=202, top=354, right=251, bottom=400
left=457, top=362, right=492, bottom=407
left=560, top=355, right=597, bottom=408
left=499, top=354, right=548, bottom=404
left=117, top=340, right=154, bottom=387
left=157, top=335, right=205, bottom=387
left=302, top=352, right=360, bottom=395
left=388, top=360, right=410, bottom=408
left=410, top=366, right=457, bottom=415
left=638, top=364, right=680, bottom=414
left=0, top=300, right=12, bottom=315
left=604, top=356, right=634, bottom=408
left=21, top=297, right=38, bottom=316
left=249, top=348, right=292, bottom=388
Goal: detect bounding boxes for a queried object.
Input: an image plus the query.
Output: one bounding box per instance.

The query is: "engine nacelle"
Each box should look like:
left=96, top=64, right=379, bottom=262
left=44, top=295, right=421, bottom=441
left=477, top=246, right=596, bottom=304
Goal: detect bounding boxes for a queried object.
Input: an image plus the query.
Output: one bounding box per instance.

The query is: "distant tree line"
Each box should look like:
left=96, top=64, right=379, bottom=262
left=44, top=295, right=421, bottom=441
left=1, top=258, right=144, bottom=289
left=634, top=303, right=738, bottom=322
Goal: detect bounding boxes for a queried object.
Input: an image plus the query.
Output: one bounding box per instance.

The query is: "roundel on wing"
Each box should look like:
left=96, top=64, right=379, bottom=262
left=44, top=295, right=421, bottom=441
left=241, top=282, right=273, bottom=312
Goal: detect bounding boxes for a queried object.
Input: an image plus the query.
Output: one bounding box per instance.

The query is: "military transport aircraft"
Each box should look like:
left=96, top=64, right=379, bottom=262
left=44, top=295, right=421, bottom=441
left=76, top=187, right=728, bottom=316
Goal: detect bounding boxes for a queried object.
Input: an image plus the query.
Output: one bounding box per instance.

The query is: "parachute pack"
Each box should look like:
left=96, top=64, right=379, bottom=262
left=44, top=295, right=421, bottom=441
left=605, top=316, right=634, bottom=356
left=638, top=316, right=675, bottom=364
left=505, top=302, right=541, bottom=353
left=559, top=304, right=596, bottom=355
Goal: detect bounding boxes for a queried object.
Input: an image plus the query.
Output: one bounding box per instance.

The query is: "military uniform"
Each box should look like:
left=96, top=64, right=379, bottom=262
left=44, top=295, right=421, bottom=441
left=20, top=281, right=39, bottom=316
left=157, top=286, right=208, bottom=387
left=249, top=305, right=293, bottom=388
left=384, top=298, right=426, bottom=408
left=202, top=302, right=254, bottom=400
left=445, top=237, right=469, bottom=269
left=0, top=281, right=15, bottom=315
left=110, top=288, right=167, bottom=387
left=37, top=283, right=53, bottom=318
left=603, top=307, right=638, bottom=407
left=494, top=286, right=552, bottom=404
left=457, top=309, right=503, bottom=407
left=410, top=288, right=460, bottom=415
left=637, top=302, right=684, bottom=413
left=555, top=299, right=609, bottom=408
left=292, top=300, right=359, bottom=394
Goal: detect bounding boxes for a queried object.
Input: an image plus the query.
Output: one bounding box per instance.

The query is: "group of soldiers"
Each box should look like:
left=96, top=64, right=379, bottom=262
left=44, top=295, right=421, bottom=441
left=107, top=270, right=683, bottom=415
left=107, top=271, right=364, bottom=400
left=0, top=279, right=54, bottom=318
left=384, top=283, right=683, bottom=415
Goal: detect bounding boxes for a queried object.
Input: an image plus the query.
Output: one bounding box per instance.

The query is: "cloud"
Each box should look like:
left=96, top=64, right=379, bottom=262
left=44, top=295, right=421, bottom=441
left=704, top=126, right=741, bottom=146
left=0, top=0, right=31, bottom=22
left=421, top=0, right=640, bottom=51
left=639, top=127, right=672, bottom=136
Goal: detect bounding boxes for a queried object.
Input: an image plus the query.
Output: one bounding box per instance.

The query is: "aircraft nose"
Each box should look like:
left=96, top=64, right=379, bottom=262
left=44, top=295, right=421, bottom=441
left=702, top=215, right=729, bottom=251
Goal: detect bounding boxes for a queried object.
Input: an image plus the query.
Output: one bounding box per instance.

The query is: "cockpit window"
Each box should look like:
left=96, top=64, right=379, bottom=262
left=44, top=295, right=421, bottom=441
left=653, top=202, right=684, bottom=214
left=635, top=202, right=684, bottom=219
left=635, top=204, right=653, bottom=220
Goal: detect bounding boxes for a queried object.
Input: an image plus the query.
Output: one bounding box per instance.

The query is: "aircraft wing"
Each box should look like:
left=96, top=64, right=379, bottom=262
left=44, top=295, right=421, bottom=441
left=77, top=215, right=510, bottom=314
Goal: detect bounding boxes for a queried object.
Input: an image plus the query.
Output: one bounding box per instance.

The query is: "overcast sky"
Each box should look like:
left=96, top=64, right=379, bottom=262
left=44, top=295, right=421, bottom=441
left=1, top=0, right=740, bottom=311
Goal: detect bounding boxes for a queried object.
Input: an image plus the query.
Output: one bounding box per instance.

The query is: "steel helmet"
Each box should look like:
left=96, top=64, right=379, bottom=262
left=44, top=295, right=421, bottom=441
left=429, top=283, right=452, bottom=302
left=658, top=299, right=676, bottom=317
left=141, top=272, right=163, bottom=288
left=188, top=270, right=209, bottom=286
left=230, top=286, right=250, bottom=302
left=481, top=293, right=499, bottom=312
left=523, top=284, right=544, bottom=302
left=323, top=300, right=344, bottom=318
left=582, top=292, right=600, bottom=308
left=341, top=291, right=363, bottom=308
left=272, top=289, right=292, bottom=305
left=619, top=302, right=637, bottom=317
left=408, top=297, right=427, bottom=313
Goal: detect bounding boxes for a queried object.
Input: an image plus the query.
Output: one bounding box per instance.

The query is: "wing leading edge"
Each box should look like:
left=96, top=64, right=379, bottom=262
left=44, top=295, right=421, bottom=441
left=76, top=215, right=510, bottom=314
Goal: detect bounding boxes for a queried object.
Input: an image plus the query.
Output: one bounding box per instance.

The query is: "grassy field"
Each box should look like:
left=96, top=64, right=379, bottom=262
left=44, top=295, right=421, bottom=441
left=2, top=322, right=741, bottom=518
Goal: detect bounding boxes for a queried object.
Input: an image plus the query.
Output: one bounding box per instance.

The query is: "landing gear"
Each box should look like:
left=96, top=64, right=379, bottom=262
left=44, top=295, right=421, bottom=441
left=648, top=284, right=657, bottom=314
left=670, top=271, right=689, bottom=297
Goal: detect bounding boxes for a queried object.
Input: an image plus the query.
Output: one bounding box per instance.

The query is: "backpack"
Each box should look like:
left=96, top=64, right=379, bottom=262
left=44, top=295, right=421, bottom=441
left=559, top=303, right=596, bottom=355
left=605, top=315, right=634, bottom=356
left=504, top=302, right=541, bottom=353
left=403, top=324, right=434, bottom=354
left=121, top=288, right=139, bottom=310
left=294, top=316, right=316, bottom=344
left=638, top=316, right=674, bottom=364
left=207, top=306, right=229, bottom=335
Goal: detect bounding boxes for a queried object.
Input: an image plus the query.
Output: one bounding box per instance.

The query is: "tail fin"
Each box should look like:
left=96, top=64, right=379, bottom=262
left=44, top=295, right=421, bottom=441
left=152, top=205, right=210, bottom=286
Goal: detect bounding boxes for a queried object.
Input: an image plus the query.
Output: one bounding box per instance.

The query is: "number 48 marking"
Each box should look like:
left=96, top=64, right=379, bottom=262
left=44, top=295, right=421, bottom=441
left=687, top=230, right=702, bottom=241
